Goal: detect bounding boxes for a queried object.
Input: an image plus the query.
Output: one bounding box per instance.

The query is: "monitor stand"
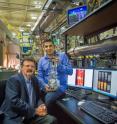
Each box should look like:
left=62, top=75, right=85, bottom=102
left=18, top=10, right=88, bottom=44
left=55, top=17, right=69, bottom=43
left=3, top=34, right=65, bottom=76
left=79, top=89, right=92, bottom=100
left=97, top=94, right=110, bottom=103
left=98, top=94, right=109, bottom=100
left=81, top=89, right=92, bottom=95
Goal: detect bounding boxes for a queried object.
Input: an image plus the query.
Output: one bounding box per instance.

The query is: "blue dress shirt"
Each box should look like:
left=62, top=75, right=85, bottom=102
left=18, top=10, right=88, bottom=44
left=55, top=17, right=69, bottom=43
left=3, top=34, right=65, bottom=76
left=37, top=52, right=73, bottom=92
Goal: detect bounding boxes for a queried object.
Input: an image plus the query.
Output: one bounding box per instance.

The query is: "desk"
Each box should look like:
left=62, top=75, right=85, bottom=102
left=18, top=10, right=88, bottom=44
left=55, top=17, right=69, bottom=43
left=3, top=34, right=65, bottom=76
left=56, top=97, right=106, bottom=124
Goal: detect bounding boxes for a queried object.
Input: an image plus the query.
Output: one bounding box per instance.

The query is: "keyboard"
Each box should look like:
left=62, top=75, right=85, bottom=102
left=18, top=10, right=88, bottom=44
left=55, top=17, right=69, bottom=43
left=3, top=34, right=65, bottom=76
left=80, top=101, right=117, bottom=124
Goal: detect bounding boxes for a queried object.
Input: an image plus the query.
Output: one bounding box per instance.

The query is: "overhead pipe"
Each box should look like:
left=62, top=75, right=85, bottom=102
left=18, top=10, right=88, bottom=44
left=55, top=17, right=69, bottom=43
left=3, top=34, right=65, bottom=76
left=32, top=0, right=69, bottom=32
left=40, top=0, right=67, bottom=31
left=31, top=0, right=54, bottom=32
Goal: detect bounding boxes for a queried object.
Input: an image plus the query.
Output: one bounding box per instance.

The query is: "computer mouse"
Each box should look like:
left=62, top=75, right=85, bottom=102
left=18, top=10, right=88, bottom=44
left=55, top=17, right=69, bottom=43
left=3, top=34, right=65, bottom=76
left=77, top=100, right=86, bottom=106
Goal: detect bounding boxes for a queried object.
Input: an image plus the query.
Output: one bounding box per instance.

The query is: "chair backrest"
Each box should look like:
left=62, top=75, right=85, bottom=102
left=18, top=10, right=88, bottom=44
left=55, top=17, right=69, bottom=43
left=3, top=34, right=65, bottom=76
left=0, top=80, right=7, bottom=107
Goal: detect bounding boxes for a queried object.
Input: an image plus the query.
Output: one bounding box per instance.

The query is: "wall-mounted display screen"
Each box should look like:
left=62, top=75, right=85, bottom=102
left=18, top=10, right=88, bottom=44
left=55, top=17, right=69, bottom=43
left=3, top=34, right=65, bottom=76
left=67, top=5, right=87, bottom=26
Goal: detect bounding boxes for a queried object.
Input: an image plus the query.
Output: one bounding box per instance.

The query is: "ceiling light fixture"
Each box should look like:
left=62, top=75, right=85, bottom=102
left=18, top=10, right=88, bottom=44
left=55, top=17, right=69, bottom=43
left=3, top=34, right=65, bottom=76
left=34, top=1, right=42, bottom=8
left=34, top=1, right=39, bottom=5
left=12, top=32, right=17, bottom=37
left=31, top=16, right=37, bottom=20
left=26, top=24, right=31, bottom=27
left=35, top=4, right=42, bottom=9
left=19, top=27, right=24, bottom=32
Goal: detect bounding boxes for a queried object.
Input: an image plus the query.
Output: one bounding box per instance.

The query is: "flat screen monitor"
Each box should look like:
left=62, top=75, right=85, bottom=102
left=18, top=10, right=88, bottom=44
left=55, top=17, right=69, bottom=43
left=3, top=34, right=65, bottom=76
left=67, top=5, right=87, bottom=26
left=76, top=68, right=93, bottom=89
left=22, top=46, right=31, bottom=54
left=68, top=68, right=76, bottom=86
left=93, top=69, right=117, bottom=98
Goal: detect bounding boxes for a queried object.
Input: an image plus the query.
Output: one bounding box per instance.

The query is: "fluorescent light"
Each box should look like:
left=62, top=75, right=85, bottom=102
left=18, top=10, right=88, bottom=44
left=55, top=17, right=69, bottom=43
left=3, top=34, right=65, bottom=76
left=34, top=1, right=38, bottom=4
left=12, top=32, right=17, bottom=37
left=34, top=1, right=41, bottom=5
left=19, top=27, right=24, bottom=32
left=34, top=1, right=42, bottom=8
left=26, top=24, right=31, bottom=27
left=31, top=16, right=37, bottom=20
left=35, top=4, right=42, bottom=9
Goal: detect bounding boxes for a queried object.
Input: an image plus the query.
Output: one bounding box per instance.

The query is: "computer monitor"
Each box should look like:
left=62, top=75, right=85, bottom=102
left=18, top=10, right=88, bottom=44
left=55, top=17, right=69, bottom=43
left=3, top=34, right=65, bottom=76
left=22, top=46, right=31, bottom=54
left=67, top=5, right=87, bottom=26
left=68, top=68, right=76, bottom=86
left=93, top=69, right=117, bottom=99
left=76, top=68, right=93, bottom=89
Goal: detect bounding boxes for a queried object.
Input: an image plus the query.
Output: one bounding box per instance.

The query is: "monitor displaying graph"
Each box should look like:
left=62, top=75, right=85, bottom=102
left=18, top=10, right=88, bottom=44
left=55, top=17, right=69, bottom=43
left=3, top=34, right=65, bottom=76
left=93, top=69, right=117, bottom=98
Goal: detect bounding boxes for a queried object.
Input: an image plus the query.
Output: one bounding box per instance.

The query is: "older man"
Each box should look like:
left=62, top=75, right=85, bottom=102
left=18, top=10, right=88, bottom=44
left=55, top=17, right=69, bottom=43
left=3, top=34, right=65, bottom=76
left=1, top=57, right=57, bottom=124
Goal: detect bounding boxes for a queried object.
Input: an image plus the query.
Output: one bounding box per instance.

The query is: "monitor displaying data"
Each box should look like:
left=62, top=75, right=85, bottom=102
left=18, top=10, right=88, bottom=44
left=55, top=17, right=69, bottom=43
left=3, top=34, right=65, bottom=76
left=76, top=68, right=93, bottom=89
left=93, top=69, right=117, bottom=98
left=67, top=5, right=87, bottom=26
left=68, top=68, right=76, bottom=86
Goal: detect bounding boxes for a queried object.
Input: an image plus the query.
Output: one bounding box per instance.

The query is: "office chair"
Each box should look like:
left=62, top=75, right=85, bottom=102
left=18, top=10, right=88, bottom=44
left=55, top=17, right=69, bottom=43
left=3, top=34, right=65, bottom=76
left=0, top=80, right=7, bottom=123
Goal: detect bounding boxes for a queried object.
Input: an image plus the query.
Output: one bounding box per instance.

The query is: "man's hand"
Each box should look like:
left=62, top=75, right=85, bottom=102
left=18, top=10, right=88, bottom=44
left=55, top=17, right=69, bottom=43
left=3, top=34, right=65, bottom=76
left=51, top=56, right=59, bottom=64
left=35, top=104, right=47, bottom=116
left=45, top=85, right=55, bottom=92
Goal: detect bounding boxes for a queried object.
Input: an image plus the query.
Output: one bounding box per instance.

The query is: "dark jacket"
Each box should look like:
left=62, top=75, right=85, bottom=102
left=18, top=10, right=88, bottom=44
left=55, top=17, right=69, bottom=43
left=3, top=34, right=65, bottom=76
left=1, top=73, right=43, bottom=123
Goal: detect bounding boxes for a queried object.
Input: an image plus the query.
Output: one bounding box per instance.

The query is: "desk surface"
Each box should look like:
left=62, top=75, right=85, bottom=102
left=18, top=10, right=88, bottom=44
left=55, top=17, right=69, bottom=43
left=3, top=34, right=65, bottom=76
left=56, top=97, right=109, bottom=124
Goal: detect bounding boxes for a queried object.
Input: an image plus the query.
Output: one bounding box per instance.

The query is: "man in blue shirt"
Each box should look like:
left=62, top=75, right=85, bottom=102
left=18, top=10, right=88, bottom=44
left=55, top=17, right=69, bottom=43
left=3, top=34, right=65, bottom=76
left=37, top=39, right=73, bottom=110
